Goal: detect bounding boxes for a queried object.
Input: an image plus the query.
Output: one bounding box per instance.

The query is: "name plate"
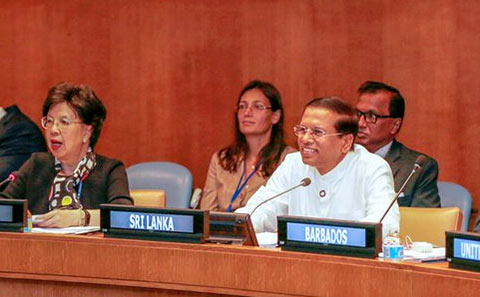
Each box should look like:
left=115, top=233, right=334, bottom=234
left=207, top=212, right=258, bottom=246
left=100, top=204, right=209, bottom=243
left=278, top=215, right=382, bottom=258
left=0, top=199, right=27, bottom=232
left=446, top=231, right=480, bottom=272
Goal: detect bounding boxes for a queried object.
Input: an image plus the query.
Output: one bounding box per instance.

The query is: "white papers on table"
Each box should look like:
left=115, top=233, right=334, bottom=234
left=31, top=226, right=100, bottom=234
left=379, top=247, right=445, bottom=262
left=403, top=247, right=445, bottom=262
left=256, top=232, right=278, bottom=248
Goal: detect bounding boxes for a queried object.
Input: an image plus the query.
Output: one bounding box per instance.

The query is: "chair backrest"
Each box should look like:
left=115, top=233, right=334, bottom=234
left=130, top=189, right=166, bottom=208
left=399, top=206, right=462, bottom=247
left=438, top=181, right=473, bottom=231
left=127, top=162, right=193, bottom=209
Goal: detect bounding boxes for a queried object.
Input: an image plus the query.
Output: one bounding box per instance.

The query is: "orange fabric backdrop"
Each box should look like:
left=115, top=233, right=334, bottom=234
left=1, top=1, right=479, bottom=221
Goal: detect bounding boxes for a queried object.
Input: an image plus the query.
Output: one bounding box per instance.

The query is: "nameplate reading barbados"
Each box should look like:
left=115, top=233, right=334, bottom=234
left=287, top=222, right=366, bottom=247
left=277, top=215, right=382, bottom=258
left=100, top=204, right=209, bottom=243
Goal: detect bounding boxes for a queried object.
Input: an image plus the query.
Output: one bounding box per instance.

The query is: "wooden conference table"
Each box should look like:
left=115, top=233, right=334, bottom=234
left=0, top=232, right=478, bottom=297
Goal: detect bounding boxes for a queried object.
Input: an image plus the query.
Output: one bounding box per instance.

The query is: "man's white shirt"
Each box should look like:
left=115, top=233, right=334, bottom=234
left=236, top=144, right=400, bottom=237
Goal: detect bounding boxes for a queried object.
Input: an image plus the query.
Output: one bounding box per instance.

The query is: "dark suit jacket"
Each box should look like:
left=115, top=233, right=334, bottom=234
left=473, top=217, right=480, bottom=233
left=0, top=152, right=133, bottom=214
left=0, top=105, right=46, bottom=183
left=384, top=139, right=441, bottom=207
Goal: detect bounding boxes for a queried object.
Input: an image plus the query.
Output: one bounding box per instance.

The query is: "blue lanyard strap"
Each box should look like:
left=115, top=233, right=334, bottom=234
left=77, top=174, right=90, bottom=200
left=77, top=181, right=84, bottom=200
left=227, top=160, right=259, bottom=212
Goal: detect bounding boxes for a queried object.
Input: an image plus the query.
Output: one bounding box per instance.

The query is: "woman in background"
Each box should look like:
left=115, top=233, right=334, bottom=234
left=0, top=82, right=132, bottom=227
left=200, top=80, right=294, bottom=212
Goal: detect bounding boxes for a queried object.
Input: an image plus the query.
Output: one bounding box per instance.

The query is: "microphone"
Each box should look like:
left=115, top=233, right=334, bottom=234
left=250, top=178, right=311, bottom=216
left=379, top=155, right=427, bottom=222
left=0, top=172, right=18, bottom=189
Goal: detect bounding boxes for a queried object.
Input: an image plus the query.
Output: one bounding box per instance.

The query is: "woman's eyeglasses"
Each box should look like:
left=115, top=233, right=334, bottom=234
left=41, top=116, right=83, bottom=130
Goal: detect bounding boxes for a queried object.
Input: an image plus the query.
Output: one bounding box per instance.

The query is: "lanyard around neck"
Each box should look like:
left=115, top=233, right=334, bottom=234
left=227, top=160, right=260, bottom=212
left=77, top=174, right=90, bottom=200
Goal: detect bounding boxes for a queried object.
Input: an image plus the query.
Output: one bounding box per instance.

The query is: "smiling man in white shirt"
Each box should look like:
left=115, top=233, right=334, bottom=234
left=236, top=96, right=399, bottom=237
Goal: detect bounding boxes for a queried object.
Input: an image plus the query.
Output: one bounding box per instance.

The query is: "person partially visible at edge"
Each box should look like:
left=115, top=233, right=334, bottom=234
left=0, top=82, right=133, bottom=227
left=355, top=81, right=441, bottom=207
left=0, top=105, right=47, bottom=190
left=199, top=80, right=295, bottom=212
left=473, top=216, right=480, bottom=233
left=236, top=96, right=399, bottom=237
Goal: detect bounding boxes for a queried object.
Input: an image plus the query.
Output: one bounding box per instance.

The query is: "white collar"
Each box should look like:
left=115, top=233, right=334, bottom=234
left=0, top=107, right=6, bottom=121
left=374, top=141, right=393, bottom=158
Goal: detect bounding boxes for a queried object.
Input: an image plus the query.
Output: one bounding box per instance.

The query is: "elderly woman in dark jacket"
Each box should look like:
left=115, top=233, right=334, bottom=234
left=1, top=82, right=132, bottom=227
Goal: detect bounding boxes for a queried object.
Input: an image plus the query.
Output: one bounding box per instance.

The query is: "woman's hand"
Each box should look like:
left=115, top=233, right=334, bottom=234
left=35, top=209, right=83, bottom=228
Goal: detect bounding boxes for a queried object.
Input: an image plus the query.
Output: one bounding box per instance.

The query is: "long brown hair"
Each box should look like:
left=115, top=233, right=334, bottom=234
left=218, top=80, right=287, bottom=178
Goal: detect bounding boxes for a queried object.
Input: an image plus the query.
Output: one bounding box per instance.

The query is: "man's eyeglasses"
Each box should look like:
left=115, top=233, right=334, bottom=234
left=293, top=125, right=343, bottom=139
left=355, top=109, right=396, bottom=124
left=237, top=102, right=272, bottom=113
left=41, top=116, right=83, bottom=130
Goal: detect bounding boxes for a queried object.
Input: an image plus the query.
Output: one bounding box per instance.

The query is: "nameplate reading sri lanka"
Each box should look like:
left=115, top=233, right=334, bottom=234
left=100, top=204, right=209, bottom=243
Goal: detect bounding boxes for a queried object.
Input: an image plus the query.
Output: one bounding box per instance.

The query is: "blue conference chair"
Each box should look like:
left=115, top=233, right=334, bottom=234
left=126, top=162, right=193, bottom=209
left=438, top=181, right=473, bottom=231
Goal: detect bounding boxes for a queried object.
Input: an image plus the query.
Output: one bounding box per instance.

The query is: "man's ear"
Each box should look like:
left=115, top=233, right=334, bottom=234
left=390, top=118, right=402, bottom=135
left=341, top=134, right=354, bottom=153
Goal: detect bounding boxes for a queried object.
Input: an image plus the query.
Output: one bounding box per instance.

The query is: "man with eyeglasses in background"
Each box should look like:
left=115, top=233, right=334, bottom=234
left=355, top=81, right=440, bottom=208
left=236, top=96, right=399, bottom=237
left=0, top=105, right=46, bottom=190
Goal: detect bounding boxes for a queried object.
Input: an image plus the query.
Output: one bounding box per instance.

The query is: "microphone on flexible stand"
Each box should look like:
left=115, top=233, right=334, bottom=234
left=250, top=178, right=312, bottom=217
left=0, top=172, right=18, bottom=189
left=379, top=155, right=427, bottom=223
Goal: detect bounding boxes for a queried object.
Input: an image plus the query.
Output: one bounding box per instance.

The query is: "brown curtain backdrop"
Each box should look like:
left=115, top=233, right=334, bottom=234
left=1, top=0, right=479, bottom=222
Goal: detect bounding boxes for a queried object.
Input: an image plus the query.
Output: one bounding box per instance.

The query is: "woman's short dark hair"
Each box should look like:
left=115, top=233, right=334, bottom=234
left=42, top=82, right=107, bottom=148
left=304, top=96, right=358, bottom=137
left=218, top=80, right=287, bottom=177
